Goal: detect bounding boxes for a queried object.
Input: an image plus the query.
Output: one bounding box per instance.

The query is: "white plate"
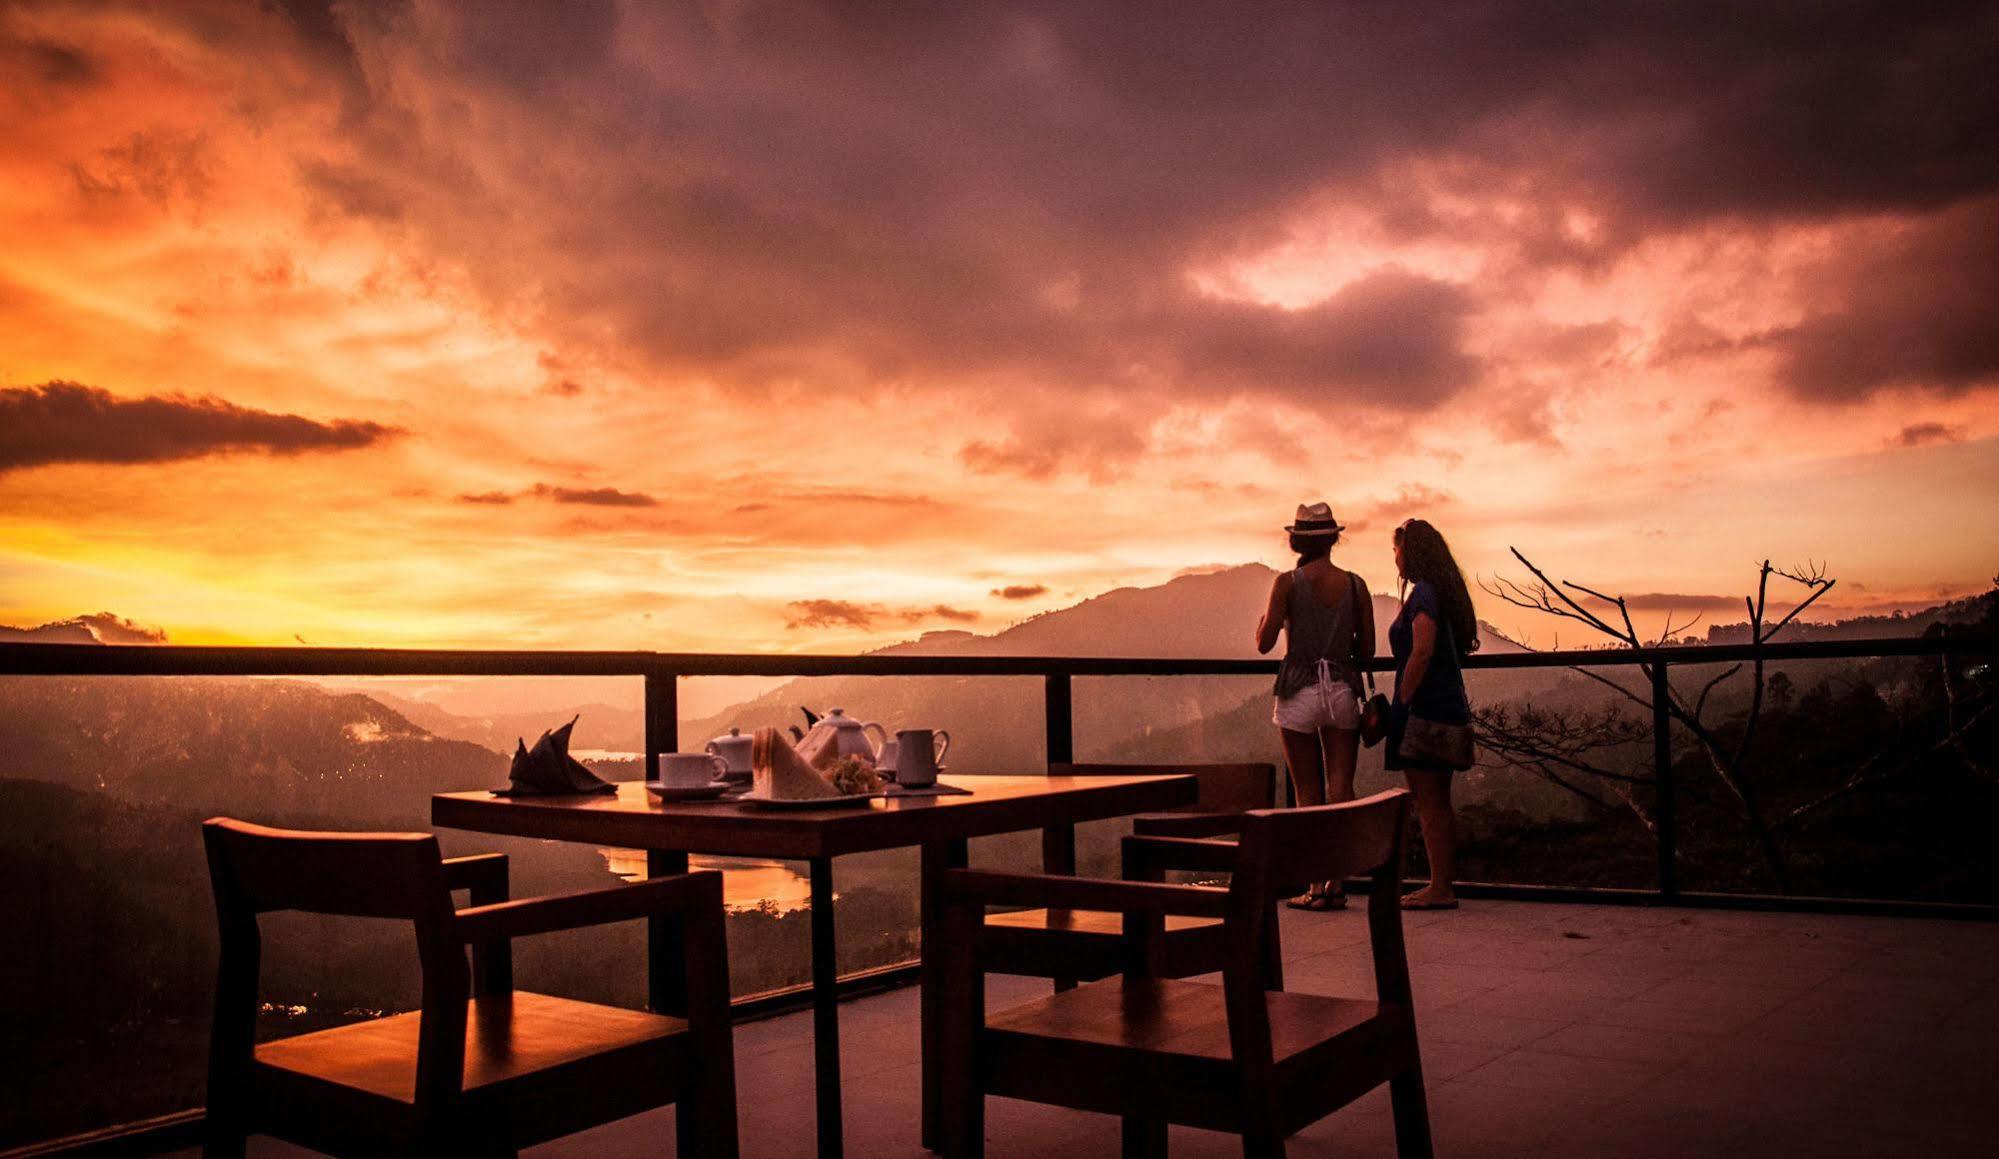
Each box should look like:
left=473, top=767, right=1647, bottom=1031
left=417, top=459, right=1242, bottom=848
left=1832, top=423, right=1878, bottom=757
left=738, top=792, right=884, bottom=810
left=646, top=781, right=733, bottom=802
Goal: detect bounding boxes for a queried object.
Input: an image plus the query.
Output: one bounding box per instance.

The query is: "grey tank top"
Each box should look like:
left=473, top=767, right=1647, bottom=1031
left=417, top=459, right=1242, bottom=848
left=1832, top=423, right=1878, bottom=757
left=1274, top=567, right=1360, bottom=699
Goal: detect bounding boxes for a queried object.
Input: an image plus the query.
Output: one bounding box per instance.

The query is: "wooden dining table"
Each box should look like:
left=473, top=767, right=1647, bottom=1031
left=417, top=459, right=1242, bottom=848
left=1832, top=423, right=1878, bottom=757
left=432, top=772, right=1196, bottom=1158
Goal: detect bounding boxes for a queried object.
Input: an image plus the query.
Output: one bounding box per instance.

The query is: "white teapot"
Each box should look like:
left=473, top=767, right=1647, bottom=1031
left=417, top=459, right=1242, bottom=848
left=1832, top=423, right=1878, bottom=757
left=704, top=727, right=755, bottom=778
left=792, top=707, right=888, bottom=769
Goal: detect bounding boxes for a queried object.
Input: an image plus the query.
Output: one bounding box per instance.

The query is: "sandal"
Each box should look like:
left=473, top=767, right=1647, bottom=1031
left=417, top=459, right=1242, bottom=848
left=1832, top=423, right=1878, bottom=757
left=1285, top=887, right=1348, bottom=912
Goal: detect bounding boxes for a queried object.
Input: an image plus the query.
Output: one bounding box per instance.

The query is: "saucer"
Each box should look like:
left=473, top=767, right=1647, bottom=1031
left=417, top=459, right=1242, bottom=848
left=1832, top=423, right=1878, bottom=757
left=646, top=781, right=732, bottom=802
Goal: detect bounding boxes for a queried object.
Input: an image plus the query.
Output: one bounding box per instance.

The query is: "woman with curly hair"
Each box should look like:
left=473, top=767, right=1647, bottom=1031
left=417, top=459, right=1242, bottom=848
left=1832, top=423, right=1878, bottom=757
left=1388, top=518, right=1479, bottom=910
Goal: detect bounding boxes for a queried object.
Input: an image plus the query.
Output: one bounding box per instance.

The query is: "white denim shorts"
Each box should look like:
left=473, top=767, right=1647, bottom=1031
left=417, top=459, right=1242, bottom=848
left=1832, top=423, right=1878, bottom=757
left=1272, top=668, right=1362, bottom=733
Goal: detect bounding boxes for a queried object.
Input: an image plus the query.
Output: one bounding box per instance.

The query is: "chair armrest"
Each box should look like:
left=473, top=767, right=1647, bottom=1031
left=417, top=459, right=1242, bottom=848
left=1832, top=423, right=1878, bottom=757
left=941, top=868, right=1227, bottom=918
left=1122, top=835, right=1240, bottom=877
left=442, top=853, right=509, bottom=897
left=454, top=870, right=723, bottom=943
left=1130, top=812, right=1246, bottom=838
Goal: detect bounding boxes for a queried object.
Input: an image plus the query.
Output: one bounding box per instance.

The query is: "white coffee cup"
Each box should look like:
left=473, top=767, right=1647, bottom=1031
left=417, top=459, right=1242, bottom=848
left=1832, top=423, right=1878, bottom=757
left=894, top=729, right=950, bottom=788
left=658, top=751, right=728, bottom=788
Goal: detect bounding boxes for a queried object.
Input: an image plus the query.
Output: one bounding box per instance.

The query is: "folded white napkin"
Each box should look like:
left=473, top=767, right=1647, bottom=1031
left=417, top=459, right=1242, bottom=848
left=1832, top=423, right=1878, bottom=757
left=749, top=727, right=842, bottom=800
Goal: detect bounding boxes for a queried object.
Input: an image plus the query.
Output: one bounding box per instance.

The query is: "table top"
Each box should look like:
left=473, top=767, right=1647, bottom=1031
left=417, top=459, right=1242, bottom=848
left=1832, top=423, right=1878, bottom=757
left=433, top=773, right=1197, bottom=859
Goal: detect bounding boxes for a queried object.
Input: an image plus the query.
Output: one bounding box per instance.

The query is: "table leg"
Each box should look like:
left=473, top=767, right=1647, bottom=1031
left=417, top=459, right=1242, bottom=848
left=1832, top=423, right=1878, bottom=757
left=920, top=837, right=969, bottom=1151
left=647, top=849, right=689, bottom=1016
left=810, top=856, right=844, bottom=1159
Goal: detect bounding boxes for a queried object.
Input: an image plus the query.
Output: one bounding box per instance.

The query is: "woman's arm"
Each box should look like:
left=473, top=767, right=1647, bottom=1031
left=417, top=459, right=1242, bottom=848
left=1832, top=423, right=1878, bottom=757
left=1399, top=612, right=1437, bottom=705
left=1256, top=573, right=1290, bottom=654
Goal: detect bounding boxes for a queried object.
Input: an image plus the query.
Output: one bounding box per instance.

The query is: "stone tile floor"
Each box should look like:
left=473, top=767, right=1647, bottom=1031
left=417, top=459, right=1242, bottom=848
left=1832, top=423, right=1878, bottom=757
left=230, top=899, right=1999, bottom=1157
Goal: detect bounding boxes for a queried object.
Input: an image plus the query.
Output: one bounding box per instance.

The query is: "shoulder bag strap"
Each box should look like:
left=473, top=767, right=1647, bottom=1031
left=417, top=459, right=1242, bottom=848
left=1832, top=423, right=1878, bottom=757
left=1349, top=571, right=1376, bottom=695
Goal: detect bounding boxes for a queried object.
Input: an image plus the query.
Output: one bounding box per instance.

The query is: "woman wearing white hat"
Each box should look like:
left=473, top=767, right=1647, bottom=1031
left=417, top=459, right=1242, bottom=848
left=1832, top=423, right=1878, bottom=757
left=1256, top=502, right=1375, bottom=910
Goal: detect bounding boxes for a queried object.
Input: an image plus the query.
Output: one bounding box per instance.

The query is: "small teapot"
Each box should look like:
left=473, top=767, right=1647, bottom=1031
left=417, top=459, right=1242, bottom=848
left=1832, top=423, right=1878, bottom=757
left=793, top=707, right=888, bottom=769
left=705, top=727, right=755, bottom=778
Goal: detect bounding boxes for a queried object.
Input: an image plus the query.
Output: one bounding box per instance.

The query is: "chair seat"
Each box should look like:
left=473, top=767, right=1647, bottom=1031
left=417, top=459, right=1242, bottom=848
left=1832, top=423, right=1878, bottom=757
left=978, top=977, right=1411, bottom=1134
left=987, top=975, right=1383, bottom=1063
left=256, top=991, right=690, bottom=1103
left=983, top=907, right=1223, bottom=937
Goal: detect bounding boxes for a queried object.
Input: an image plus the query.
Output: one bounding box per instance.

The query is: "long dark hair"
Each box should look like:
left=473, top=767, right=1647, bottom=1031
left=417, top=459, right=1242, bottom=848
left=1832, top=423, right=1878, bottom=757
left=1395, top=519, right=1479, bottom=653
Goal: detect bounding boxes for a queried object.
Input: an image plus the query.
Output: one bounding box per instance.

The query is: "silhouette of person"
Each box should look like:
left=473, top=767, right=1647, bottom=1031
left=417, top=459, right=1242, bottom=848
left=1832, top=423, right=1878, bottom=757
left=1388, top=518, right=1480, bottom=910
left=1257, top=502, right=1374, bottom=909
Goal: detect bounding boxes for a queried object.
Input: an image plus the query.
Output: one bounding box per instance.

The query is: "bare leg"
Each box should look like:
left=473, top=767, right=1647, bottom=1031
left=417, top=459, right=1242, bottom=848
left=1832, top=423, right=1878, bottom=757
left=1403, top=768, right=1458, bottom=905
left=1320, top=726, right=1358, bottom=804
left=1316, top=725, right=1361, bottom=900
left=1279, top=727, right=1336, bottom=906
left=1279, top=727, right=1327, bottom=806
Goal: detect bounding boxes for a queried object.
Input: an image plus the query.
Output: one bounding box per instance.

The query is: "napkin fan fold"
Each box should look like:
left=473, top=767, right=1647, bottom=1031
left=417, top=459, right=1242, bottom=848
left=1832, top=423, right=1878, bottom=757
left=505, top=715, right=617, bottom=796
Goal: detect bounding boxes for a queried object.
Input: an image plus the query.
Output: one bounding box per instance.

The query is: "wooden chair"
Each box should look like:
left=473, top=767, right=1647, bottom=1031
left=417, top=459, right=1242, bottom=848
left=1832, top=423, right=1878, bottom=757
left=980, top=762, right=1276, bottom=986
left=939, top=789, right=1430, bottom=1159
left=202, top=818, right=738, bottom=1157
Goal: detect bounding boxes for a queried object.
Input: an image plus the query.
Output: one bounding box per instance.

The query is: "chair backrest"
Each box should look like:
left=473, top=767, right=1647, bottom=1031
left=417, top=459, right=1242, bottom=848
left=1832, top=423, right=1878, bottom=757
left=1216, top=790, right=1415, bottom=1073
left=203, top=818, right=471, bottom=1109
left=203, top=817, right=450, bottom=921
left=1048, top=762, right=1277, bottom=812
left=1230, top=788, right=1409, bottom=902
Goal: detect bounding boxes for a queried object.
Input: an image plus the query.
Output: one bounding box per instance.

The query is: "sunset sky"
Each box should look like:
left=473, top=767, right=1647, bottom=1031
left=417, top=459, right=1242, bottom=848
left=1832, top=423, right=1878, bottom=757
left=2, top=1, right=1996, bottom=652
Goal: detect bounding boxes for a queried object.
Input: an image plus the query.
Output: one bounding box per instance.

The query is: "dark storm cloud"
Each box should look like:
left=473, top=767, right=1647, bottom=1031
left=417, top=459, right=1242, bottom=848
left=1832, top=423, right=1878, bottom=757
left=1176, top=270, right=1478, bottom=407
left=0, top=381, right=400, bottom=473
left=1770, top=198, right=1999, bottom=400
left=288, top=0, right=1999, bottom=420
left=1, top=35, right=99, bottom=88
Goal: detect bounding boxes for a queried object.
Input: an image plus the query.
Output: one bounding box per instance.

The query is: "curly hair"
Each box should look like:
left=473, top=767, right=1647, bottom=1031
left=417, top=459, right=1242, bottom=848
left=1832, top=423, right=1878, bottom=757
left=1394, top=519, right=1479, bottom=653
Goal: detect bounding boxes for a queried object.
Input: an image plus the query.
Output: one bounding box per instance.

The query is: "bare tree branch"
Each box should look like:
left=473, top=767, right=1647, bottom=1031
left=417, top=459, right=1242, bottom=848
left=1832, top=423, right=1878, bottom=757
left=1692, top=663, right=1744, bottom=720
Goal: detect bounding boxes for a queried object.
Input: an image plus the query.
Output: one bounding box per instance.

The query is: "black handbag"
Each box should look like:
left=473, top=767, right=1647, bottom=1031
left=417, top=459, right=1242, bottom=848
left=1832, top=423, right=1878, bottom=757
left=1350, top=572, right=1393, bottom=747
left=1359, top=674, right=1391, bottom=749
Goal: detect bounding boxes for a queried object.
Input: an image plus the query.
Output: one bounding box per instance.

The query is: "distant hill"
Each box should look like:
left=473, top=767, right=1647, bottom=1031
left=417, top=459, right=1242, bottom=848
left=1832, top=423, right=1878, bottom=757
left=681, top=564, right=1540, bottom=770
left=0, top=612, right=166, bottom=645
left=1705, top=588, right=1997, bottom=644
left=367, top=692, right=647, bottom=756
left=0, top=676, right=505, bottom=828
left=883, top=564, right=1523, bottom=660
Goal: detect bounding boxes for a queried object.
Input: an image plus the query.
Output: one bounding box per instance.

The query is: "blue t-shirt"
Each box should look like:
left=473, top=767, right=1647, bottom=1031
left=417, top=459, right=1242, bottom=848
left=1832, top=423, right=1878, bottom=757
left=1389, top=581, right=1470, bottom=724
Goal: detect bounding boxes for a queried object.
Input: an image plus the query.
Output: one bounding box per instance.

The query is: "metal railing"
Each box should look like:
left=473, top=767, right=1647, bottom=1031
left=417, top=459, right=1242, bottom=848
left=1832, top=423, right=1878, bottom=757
left=4, top=629, right=1991, bottom=918
left=2, top=632, right=1993, bottom=1157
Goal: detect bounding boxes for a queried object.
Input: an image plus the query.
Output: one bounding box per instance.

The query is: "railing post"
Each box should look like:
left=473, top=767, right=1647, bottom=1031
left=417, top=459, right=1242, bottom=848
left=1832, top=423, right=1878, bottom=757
left=1652, top=660, right=1677, bottom=902
left=644, top=669, right=679, bottom=782
left=1044, top=672, right=1073, bottom=766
